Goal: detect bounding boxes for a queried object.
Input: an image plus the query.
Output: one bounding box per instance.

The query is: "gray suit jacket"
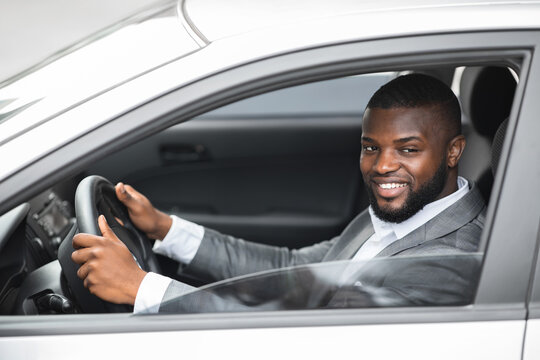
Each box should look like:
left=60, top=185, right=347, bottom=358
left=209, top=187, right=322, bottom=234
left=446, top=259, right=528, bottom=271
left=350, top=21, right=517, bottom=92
left=159, top=183, right=485, bottom=313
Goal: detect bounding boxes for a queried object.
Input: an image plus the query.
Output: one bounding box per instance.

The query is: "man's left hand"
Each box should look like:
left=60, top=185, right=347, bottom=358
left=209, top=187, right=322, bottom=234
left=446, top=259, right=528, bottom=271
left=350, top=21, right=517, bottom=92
left=72, top=215, right=147, bottom=305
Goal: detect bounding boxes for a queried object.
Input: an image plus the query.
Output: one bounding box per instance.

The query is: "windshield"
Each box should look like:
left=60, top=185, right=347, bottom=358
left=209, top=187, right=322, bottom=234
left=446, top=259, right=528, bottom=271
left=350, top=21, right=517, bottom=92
left=155, top=253, right=482, bottom=314
left=0, top=3, right=199, bottom=146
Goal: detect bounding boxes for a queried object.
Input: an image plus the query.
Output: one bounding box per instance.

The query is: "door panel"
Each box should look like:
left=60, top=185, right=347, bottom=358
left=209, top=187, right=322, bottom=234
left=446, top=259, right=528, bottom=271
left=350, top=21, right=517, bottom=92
left=89, top=118, right=364, bottom=248
left=0, top=320, right=525, bottom=360
left=523, top=319, right=540, bottom=359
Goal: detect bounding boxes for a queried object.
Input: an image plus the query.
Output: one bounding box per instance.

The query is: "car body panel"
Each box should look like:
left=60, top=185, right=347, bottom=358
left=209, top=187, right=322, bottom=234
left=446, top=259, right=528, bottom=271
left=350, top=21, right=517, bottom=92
left=184, top=0, right=540, bottom=41
left=523, top=319, right=540, bottom=359
left=474, top=43, right=540, bottom=305
left=0, top=320, right=525, bottom=359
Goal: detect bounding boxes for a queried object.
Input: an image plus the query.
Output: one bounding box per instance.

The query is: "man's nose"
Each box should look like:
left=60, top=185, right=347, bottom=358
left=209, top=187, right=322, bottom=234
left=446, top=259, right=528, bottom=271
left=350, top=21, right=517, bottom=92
left=374, top=150, right=399, bottom=174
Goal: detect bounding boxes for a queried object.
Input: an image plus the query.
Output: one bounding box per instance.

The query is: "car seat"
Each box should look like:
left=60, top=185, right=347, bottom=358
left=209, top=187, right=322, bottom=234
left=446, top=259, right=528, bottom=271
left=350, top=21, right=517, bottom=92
left=491, top=117, right=508, bottom=177
left=459, top=66, right=516, bottom=202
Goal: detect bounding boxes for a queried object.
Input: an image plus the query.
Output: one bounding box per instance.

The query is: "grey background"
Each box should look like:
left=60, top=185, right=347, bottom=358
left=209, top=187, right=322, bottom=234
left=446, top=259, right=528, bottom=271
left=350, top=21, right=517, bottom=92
left=0, top=0, right=161, bottom=84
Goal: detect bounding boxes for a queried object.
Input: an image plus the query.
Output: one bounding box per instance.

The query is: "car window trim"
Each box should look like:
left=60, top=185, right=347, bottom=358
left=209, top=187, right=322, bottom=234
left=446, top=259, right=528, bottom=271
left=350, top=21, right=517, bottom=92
left=0, top=304, right=527, bottom=337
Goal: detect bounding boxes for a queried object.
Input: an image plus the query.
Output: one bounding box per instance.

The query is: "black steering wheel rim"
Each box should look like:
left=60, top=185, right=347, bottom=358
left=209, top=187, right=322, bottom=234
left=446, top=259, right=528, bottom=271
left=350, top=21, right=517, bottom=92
left=58, top=175, right=161, bottom=313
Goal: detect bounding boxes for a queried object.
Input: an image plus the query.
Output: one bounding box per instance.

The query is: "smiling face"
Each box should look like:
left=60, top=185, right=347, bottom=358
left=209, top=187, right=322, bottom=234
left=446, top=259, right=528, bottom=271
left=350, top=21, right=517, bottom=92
left=360, top=105, right=465, bottom=223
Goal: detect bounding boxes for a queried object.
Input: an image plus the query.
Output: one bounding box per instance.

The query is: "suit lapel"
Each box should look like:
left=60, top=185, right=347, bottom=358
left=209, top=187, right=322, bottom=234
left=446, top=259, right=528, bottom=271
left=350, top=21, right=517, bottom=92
left=376, top=224, right=426, bottom=257
left=323, top=209, right=374, bottom=261
left=336, top=221, right=375, bottom=260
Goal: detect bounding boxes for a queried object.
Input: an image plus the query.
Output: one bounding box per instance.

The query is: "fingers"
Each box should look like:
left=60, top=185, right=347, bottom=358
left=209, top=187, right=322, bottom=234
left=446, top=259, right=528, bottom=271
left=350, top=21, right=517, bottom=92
left=72, top=216, right=118, bottom=248
left=115, top=182, right=131, bottom=204
left=76, top=260, right=92, bottom=279
left=70, top=217, right=146, bottom=304
left=123, top=184, right=137, bottom=196
left=98, top=215, right=116, bottom=239
left=72, top=215, right=119, bottom=254
left=71, top=246, right=96, bottom=265
left=115, top=182, right=140, bottom=206
left=114, top=217, right=125, bottom=226
left=72, top=232, right=103, bottom=249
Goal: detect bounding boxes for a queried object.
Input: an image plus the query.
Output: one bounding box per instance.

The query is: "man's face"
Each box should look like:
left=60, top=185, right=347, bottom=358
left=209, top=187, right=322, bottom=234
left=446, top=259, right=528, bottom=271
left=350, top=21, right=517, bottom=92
left=360, top=106, right=452, bottom=223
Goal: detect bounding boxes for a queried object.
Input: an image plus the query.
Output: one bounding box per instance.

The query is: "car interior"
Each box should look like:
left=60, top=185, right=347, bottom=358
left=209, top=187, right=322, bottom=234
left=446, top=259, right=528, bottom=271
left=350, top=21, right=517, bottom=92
left=0, top=63, right=518, bottom=315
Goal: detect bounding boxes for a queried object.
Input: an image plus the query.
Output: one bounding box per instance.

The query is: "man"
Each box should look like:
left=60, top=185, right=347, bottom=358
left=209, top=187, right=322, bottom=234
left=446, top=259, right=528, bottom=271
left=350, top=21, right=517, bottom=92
left=72, top=73, right=486, bottom=313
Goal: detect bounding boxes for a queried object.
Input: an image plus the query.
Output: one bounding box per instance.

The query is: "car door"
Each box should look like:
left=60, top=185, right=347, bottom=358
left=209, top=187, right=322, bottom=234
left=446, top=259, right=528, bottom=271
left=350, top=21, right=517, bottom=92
left=1, top=30, right=540, bottom=360
left=521, top=213, right=540, bottom=359
left=523, top=246, right=540, bottom=359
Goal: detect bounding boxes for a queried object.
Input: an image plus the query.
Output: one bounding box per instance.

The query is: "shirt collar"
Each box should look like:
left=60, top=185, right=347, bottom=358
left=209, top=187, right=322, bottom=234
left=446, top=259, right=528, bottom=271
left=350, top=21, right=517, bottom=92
left=369, top=177, right=469, bottom=240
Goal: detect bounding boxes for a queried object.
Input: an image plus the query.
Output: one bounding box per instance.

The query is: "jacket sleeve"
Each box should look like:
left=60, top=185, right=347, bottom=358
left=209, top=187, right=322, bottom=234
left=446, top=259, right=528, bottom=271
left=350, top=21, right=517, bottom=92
left=181, top=227, right=338, bottom=282
left=159, top=276, right=294, bottom=314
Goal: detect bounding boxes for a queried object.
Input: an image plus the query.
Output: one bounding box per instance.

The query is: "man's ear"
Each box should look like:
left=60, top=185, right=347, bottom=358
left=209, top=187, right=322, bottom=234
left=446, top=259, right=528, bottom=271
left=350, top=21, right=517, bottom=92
left=447, top=135, right=466, bottom=168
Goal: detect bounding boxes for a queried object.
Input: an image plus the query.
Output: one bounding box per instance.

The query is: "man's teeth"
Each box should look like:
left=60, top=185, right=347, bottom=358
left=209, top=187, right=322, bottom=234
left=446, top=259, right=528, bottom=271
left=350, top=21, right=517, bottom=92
left=379, top=183, right=407, bottom=189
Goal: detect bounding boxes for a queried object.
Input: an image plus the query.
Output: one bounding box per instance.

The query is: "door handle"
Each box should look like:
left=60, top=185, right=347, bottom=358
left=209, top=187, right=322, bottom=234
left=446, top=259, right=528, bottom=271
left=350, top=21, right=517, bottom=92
left=160, top=144, right=209, bottom=164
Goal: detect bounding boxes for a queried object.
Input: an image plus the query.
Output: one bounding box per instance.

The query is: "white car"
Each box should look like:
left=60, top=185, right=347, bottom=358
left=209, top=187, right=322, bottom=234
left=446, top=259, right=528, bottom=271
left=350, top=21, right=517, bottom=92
left=1, top=0, right=540, bottom=358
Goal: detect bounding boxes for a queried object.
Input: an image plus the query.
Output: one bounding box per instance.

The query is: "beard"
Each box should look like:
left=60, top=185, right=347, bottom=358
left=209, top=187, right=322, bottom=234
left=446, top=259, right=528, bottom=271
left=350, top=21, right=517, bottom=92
left=365, top=159, right=448, bottom=223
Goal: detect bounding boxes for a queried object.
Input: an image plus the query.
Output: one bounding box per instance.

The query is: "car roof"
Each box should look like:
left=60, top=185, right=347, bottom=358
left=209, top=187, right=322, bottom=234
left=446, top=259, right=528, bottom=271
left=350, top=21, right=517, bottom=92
left=183, top=0, right=540, bottom=42
left=3, top=0, right=540, bottom=135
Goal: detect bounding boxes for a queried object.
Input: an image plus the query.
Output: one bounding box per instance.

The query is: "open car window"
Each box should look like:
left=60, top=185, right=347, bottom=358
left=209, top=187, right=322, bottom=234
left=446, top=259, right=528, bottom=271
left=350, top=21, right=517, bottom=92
left=116, top=62, right=518, bottom=316
left=0, top=53, right=521, bottom=319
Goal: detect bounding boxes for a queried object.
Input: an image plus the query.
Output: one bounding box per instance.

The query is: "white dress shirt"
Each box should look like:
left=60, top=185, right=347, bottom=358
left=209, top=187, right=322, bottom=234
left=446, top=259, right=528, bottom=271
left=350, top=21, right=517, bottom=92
left=134, top=177, right=469, bottom=314
left=134, top=216, right=203, bottom=313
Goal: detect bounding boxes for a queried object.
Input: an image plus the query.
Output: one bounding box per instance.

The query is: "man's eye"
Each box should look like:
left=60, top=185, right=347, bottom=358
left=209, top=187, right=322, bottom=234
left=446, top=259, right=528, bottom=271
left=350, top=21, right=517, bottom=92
left=362, top=145, right=377, bottom=152
left=402, top=148, right=418, bottom=153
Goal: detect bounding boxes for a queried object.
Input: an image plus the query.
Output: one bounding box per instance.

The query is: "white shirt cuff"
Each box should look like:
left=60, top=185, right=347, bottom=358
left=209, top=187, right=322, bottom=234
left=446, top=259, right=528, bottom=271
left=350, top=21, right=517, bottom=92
left=133, top=272, right=172, bottom=314
left=152, top=215, right=204, bottom=265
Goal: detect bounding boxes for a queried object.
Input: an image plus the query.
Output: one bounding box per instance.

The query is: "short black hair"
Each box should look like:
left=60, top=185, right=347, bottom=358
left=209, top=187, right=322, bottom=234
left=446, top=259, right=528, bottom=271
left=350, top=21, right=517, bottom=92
left=367, top=73, right=462, bottom=137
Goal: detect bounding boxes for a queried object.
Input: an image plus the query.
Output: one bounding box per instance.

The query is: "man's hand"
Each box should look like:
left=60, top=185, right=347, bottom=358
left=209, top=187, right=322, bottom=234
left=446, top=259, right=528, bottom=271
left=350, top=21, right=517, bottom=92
left=72, top=215, right=147, bottom=305
left=115, top=182, right=172, bottom=240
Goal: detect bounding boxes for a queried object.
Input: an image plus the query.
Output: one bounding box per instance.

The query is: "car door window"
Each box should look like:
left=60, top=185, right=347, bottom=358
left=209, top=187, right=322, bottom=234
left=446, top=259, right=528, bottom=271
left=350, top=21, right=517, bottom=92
left=127, top=66, right=515, bottom=315
left=1, top=64, right=519, bottom=317
left=0, top=30, right=535, bottom=332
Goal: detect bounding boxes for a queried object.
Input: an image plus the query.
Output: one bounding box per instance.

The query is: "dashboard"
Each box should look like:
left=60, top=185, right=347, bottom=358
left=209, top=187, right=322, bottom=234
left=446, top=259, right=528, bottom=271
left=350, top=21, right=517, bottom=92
left=0, top=188, right=77, bottom=315
left=27, top=191, right=75, bottom=266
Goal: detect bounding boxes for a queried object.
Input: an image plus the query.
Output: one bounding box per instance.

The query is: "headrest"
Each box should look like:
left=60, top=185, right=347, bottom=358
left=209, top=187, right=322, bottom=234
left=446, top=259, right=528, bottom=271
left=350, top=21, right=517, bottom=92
left=460, top=67, right=516, bottom=139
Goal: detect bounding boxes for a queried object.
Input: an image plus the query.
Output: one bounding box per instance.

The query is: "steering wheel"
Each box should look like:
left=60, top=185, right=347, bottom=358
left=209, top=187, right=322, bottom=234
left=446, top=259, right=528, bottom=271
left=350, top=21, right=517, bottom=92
left=58, top=175, right=161, bottom=313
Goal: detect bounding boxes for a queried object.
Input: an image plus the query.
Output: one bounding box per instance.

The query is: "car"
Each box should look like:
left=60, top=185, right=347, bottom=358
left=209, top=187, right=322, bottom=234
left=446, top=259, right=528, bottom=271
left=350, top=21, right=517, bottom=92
left=1, top=0, right=540, bottom=358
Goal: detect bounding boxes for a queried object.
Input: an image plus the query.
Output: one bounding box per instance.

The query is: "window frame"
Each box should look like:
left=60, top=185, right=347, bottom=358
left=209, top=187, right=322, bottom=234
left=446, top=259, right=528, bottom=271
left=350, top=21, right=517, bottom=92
left=0, top=30, right=539, bottom=336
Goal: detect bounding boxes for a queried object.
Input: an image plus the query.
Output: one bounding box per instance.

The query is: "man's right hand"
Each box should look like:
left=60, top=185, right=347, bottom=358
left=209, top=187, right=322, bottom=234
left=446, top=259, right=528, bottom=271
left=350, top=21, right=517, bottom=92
left=115, top=182, right=172, bottom=240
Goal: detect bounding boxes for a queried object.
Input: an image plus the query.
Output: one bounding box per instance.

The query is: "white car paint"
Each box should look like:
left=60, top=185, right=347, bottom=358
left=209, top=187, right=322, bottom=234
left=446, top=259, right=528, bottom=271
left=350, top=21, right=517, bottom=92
left=0, top=320, right=525, bottom=360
